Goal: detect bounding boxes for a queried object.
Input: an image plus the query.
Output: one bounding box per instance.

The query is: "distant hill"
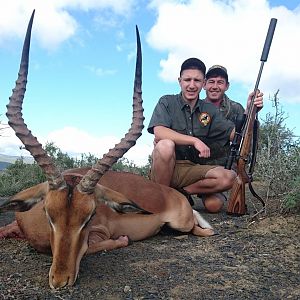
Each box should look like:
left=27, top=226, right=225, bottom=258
left=0, top=161, right=10, bottom=170
left=0, top=154, right=34, bottom=170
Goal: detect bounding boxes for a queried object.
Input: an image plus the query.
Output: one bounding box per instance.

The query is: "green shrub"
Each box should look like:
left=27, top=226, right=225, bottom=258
left=0, top=159, right=46, bottom=196
left=282, top=176, right=300, bottom=211
left=255, top=91, right=300, bottom=212
left=0, top=144, right=151, bottom=197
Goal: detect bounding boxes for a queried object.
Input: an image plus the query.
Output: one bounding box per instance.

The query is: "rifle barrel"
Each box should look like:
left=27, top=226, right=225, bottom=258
left=226, top=18, right=278, bottom=170
left=249, top=19, right=278, bottom=118
left=253, top=18, right=278, bottom=102
left=261, top=18, right=277, bottom=62
left=226, top=18, right=277, bottom=215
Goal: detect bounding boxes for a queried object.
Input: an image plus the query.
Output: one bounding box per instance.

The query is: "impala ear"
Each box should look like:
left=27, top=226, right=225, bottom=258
left=0, top=197, right=43, bottom=212
left=0, top=182, right=48, bottom=212
left=112, top=202, right=151, bottom=214
left=94, top=185, right=151, bottom=214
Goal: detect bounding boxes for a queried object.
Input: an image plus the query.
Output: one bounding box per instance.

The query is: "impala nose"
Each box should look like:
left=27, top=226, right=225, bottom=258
left=50, top=275, right=70, bottom=289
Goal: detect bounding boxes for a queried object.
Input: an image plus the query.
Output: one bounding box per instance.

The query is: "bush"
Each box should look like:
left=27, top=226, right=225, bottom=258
left=112, top=157, right=151, bottom=178
left=0, top=143, right=151, bottom=196
left=282, top=176, right=300, bottom=211
left=255, top=90, right=300, bottom=212
left=0, top=159, right=46, bottom=196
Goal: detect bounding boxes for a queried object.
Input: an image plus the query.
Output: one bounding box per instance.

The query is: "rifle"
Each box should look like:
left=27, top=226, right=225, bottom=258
left=225, top=18, right=277, bottom=215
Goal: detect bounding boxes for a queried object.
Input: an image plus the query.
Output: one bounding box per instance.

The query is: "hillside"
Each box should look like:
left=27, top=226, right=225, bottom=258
left=0, top=161, right=10, bottom=170
left=0, top=154, right=33, bottom=170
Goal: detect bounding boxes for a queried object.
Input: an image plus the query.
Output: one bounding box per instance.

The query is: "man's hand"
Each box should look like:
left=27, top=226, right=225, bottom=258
left=246, top=90, right=264, bottom=113
left=194, top=139, right=210, bottom=158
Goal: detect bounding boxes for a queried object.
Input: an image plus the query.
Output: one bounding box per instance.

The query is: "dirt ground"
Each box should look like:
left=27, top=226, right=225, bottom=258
left=0, top=192, right=299, bottom=300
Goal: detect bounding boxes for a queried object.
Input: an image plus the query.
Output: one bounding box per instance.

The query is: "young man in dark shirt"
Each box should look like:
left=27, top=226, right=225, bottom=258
left=148, top=58, right=263, bottom=212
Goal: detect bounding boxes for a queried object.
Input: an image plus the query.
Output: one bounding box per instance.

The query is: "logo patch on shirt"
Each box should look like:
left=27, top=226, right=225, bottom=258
left=199, top=112, right=211, bottom=126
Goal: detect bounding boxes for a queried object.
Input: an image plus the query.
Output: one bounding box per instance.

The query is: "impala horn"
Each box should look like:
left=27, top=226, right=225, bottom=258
left=77, top=26, right=143, bottom=194
left=6, top=10, right=66, bottom=191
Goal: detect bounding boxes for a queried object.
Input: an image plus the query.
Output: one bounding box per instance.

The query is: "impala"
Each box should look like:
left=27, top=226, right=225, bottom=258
left=0, top=10, right=214, bottom=289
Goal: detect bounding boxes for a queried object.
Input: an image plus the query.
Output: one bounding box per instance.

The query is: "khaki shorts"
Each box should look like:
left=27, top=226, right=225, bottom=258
left=170, top=160, right=216, bottom=189
left=149, top=159, right=218, bottom=189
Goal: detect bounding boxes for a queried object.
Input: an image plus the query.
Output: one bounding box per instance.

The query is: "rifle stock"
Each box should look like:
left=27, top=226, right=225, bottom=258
left=226, top=145, right=252, bottom=215
left=226, top=174, right=246, bottom=215
left=226, top=18, right=277, bottom=215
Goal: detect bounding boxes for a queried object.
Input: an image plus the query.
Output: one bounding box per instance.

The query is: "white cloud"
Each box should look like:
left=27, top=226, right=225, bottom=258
left=0, top=125, right=30, bottom=157
left=84, top=65, right=117, bottom=76
left=0, top=0, right=136, bottom=50
left=147, top=0, right=300, bottom=103
left=0, top=125, right=152, bottom=166
left=46, top=127, right=152, bottom=166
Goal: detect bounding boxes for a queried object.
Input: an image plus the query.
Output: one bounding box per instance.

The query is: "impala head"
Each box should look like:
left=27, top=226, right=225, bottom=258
left=44, top=185, right=96, bottom=288
left=5, top=10, right=143, bottom=289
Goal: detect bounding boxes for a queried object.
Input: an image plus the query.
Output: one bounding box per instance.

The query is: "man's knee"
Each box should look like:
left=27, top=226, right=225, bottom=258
left=153, top=139, right=175, bottom=161
left=150, top=139, right=176, bottom=185
left=217, top=169, right=236, bottom=191
left=224, top=170, right=236, bottom=189
left=209, top=167, right=236, bottom=190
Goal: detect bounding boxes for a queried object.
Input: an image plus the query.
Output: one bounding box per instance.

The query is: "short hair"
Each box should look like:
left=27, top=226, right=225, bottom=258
left=180, top=58, right=206, bottom=76
left=206, top=65, right=228, bottom=82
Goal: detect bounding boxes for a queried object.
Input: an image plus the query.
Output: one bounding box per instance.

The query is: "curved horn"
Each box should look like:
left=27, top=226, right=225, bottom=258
left=77, top=26, right=144, bottom=194
left=6, top=10, right=66, bottom=190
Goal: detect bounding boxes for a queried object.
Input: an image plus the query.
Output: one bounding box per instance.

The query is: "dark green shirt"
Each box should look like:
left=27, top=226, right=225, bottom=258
left=203, top=94, right=245, bottom=165
left=148, top=93, right=234, bottom=165
left=204, top=94, right=245, bottom=124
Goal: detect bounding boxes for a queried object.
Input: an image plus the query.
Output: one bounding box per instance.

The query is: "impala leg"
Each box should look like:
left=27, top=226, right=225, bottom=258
left=192, top=210, right=215, bottom=237
left=87, top=236, right=129, bottom=253
left=161, top=192, right=196, bottom=233
left=163, top=191, right=215, bottom=236
left=0, top=220, right=26, bottom=239
left=191, top=226, right=215, bottom=237
left=86, top=214, right=163, bottom=254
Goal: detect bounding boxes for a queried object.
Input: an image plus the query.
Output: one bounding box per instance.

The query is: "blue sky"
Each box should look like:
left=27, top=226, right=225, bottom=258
left=0, top=0, right=299, bottom=165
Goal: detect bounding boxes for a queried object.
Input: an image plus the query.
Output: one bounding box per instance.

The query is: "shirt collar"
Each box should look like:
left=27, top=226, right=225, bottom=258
left=220, top=94, right=230, bottom=109
left=178, top=93, right=200, bottom=110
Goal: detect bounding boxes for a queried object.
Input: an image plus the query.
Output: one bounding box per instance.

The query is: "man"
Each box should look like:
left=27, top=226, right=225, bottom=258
left=147, top=58, right=263, bottom=213
left=204, top=65, right=245, bottom=122
left=202, top=64, right=245, bottom=166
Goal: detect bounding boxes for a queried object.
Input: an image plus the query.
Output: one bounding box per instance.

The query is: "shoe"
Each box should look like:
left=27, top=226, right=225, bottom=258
left=176, top=188, right=194, bottom=206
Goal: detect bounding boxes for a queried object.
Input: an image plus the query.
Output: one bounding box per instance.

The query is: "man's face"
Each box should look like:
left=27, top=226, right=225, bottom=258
left=178, top=69, right=205, bottom=102
left=204, top=76, right=229, bottom=102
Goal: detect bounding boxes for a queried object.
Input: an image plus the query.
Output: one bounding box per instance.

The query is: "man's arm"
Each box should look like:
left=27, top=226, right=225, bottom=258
left=154, top=125, right=211, bottom=158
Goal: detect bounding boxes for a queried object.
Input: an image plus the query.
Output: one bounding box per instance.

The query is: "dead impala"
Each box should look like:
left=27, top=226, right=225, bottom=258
left=0, top=10, right=214, bottom=289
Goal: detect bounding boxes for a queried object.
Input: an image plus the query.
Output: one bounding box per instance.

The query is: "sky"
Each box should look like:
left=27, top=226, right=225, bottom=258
left=0, top=0, right=299, bottom=166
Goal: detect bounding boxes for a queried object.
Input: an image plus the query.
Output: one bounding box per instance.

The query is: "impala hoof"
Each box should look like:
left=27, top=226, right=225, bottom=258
left=192, top=226, right=215, bottom=237
left=200, top=228, right=215, bottom=236
left=117, top=235, right=130, bottom=246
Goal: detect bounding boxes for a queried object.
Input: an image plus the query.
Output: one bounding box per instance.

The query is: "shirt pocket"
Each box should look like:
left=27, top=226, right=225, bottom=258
left=193, top=117, right=210, bottom=138
left=193, top=112, right=212, bottom=138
